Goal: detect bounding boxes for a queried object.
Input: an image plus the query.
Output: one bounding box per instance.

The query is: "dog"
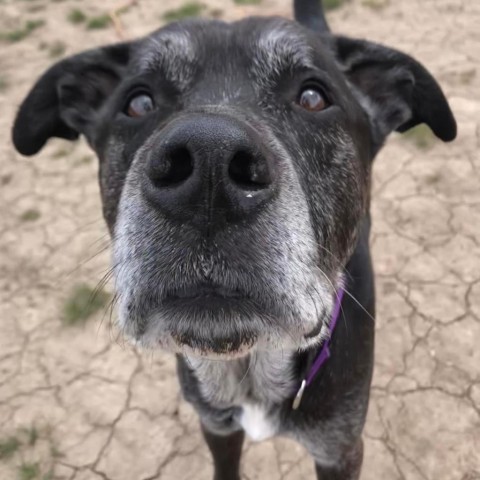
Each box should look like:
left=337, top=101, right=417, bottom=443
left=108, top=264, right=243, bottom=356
left=12, top=0, right=456, bottom=478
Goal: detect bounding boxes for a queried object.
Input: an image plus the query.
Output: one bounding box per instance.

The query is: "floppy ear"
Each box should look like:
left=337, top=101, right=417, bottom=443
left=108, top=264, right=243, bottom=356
left=12, top=42, right=131, bottom=156
left=333, top=36, right=457, bottom=145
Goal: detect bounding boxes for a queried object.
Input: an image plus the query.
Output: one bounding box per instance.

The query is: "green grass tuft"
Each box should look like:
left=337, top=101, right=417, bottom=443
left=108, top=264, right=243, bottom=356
left=233, top=0, right=261, bottom=4
left=20, top=209, right=41, bottom=222
left=362, top=0, right=389, bottom=10
left=209, top=8, right=223, bottom=18
left=459, top=69, right=476, bottom=84
left=62, top=284, right=110, bottom=326
left=48, top=40, right=66, bottom=58
left=52, top=148, right=69, bottom=158
left=50, top=445, right=63, bottom=459
left=0, top=436, right=21, bottom=460
left=67, top=8, right=87, bottom=24
left=19, top=463, right=40, bottom=480
left=27, top=20, right=45, bottom=30
left=74, top=155, right=93, bottom=167
left=163, top=2, right=205, bottom=22
left=1, top=19, right=45, bottom=43
left=0, top=76, right=8, bottom=92
left=323, top=0, right=347, bottom=11
left=86, top=14, right=111, bottom=30
left=402, top=124, right=436, bottom=150
left=26, top=426, right=38, bottom=447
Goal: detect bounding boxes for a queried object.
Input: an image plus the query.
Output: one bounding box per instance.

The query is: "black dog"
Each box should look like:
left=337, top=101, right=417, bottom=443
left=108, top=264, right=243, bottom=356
left=12, top=0, right=456, bottom=478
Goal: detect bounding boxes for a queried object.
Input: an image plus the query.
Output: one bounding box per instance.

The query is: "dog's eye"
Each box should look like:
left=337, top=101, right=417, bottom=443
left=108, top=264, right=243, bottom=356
left=298, top=87, right=328, bottom=112
left=126, top=94, right=155, bottom=118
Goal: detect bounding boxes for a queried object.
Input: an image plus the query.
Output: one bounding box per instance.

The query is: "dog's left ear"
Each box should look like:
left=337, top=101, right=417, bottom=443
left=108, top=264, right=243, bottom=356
left=333, top=36, right=457, bottom=144
left=12, top=42, right=132, bottom=156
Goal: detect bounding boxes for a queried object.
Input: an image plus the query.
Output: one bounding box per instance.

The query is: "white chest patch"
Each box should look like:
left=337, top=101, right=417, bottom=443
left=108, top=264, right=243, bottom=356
left=239, top=403, right=277, bottom=442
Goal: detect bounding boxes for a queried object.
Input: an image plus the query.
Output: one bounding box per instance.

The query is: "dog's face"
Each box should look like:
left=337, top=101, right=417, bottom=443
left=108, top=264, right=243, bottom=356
left=12, top=17, right=455, bottom=357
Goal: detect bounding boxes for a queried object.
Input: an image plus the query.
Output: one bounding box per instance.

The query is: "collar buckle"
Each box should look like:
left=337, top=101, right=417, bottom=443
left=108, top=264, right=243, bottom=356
left=292, top=379, right=307, bottom=410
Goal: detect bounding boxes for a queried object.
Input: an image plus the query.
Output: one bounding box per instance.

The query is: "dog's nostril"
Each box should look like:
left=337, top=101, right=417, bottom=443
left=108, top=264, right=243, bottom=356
left=228, top=150, right=272, bottom=190
left=149, top=146, right=194, bottom=187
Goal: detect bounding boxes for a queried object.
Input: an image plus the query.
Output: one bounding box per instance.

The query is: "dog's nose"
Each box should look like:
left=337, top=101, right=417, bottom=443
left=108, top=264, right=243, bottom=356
left=143, top=115, right=276, bottom=228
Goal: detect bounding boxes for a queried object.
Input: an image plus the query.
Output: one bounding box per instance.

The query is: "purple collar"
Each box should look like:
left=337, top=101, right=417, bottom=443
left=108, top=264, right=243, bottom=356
left=292, top=286, right=345, bottom=410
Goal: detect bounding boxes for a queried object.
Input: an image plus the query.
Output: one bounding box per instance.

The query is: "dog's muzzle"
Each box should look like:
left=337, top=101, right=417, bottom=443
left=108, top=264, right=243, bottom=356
left=114, top=111, right=329, bottom=357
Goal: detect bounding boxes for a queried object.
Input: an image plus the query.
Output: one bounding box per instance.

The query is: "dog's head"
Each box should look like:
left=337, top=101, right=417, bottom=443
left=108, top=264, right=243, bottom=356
left=12, top=2, right=456, bottom=357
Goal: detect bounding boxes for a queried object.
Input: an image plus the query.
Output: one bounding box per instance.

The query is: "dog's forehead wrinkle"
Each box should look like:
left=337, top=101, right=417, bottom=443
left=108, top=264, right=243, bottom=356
left=249, top=20, right=316, bottom=84
left=136, top=28, right=197, bottom=87
left=135, top=18, right=319, bottom=95
left=260, top=23, right=314, bottom=64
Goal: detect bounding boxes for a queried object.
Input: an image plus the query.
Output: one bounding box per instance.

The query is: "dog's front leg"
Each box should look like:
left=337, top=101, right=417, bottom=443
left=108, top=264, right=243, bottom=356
left=201, top=424, right=245, bottom=480
left=314, top=438, right=363, bottom=480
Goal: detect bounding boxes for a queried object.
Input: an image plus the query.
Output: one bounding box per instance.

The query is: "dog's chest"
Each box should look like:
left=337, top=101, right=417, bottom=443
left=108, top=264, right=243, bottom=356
left=239, top=403, right=278, bottom=441
left=188, top=351, right=296, bottom=440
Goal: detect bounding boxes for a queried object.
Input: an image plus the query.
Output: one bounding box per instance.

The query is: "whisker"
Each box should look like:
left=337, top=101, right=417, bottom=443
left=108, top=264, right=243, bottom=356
left=238, top=351, right=254, bottom=388
left=341, top=288, right=375, bottom=323
left=310, top=262, right=374, bottom=324
left=313, top=242, right=354, bottom=284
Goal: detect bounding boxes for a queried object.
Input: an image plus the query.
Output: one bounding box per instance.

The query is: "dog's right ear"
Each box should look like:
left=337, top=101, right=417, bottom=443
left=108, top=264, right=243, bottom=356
left=332, top=36, right=456, bottom=145
left=12, top=42, right=131, bottom=156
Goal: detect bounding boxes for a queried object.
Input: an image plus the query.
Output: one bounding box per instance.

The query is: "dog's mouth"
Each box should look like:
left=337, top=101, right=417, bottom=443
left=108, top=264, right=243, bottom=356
left=120, top=276, right=334, bottom=358
left=131, top=281, right=329, bottom=358
left=117, top=254, right=333, bottom=357
left=135, top=282, right=263, bottom=357
left=164, top=283, right=247, bottom=302
left=162, top=283, right=258, bottom=318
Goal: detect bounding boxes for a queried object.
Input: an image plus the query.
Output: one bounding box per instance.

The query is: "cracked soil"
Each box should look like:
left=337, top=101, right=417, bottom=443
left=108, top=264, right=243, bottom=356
left=1, top=0, right=479, bottom=479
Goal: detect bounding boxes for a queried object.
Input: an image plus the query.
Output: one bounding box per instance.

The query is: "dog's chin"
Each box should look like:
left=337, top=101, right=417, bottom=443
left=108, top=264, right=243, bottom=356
left=120, top=289, right=331, bottom=357
left=123, top=294, right=262, bottom=358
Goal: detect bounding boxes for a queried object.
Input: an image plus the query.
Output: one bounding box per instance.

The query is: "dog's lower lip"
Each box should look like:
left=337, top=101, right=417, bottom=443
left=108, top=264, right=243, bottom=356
left=170, top=333, right=257, bottom=357
left=166, top=284, right=245, bottom=300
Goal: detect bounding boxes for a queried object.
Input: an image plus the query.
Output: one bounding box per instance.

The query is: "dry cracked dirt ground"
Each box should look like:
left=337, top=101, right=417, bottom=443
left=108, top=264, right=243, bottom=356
left=1, top=0, right=479, bottom=479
